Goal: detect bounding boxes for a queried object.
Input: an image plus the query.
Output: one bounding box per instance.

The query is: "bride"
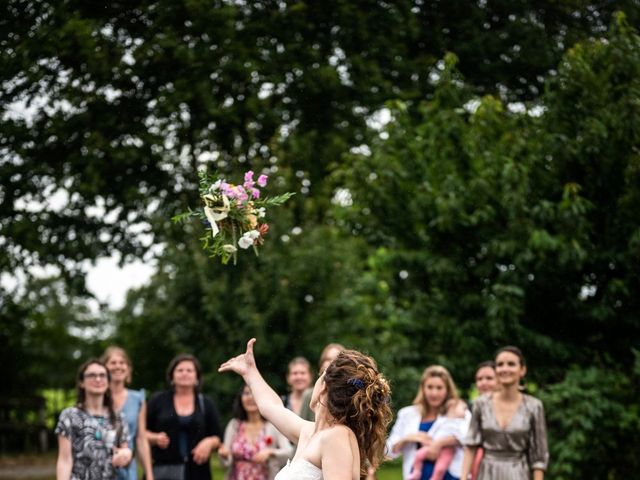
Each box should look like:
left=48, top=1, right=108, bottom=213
left=219, top=339, right=392, bottom=480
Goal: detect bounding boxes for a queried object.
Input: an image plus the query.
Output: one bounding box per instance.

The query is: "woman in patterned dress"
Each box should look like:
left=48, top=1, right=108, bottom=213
left=460, top=346, right=549, bottom=480
left=55, top=359, right=132, bottom=480
left=219, top=384, right=292, bottom=480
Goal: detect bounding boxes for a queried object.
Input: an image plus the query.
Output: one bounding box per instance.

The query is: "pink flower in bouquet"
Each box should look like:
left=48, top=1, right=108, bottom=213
left=257, top=174, right=268, bottom=187
left=244, top=171, right=256, bottom=192
left=258, top=223, right=269, bottom=237
left=223, top=184, right=249, bottom=204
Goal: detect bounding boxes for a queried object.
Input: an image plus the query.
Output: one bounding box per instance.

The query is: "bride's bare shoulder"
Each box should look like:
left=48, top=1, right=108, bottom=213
left=321, top=424, right=357, bottom=445
left=320, top=425, right=359, bottom=479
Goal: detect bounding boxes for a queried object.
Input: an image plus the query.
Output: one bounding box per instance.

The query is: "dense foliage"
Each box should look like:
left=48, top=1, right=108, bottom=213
left=2, top=1, right=640, bottom=475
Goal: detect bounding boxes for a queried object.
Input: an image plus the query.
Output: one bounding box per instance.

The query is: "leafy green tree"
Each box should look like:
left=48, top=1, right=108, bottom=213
left=539, top=356, right=640, bottom=478
left=327, top=15, right=640, bottom=475
left=0, top=277, right=104, bottom=395
left=3, top=0, right=639, bottom=282
left=332, top=16, right=640, bottom=383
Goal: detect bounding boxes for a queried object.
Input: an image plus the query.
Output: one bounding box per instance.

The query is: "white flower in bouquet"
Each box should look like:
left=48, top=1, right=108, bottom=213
left=222, top=244, right=238, bottom=253
left=238, top=236, right=253, bottom=249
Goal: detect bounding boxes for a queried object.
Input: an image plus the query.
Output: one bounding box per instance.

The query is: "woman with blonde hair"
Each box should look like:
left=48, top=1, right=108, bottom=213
left=386, top=365, right=469, bottom=480
left=219, top=338, right=392, bottom=479
left=101, top=346, right=154, bottom=480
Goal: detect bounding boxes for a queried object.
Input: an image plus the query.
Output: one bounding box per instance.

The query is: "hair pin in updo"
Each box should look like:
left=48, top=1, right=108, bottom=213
left=347, top=378, right=365, bottom=390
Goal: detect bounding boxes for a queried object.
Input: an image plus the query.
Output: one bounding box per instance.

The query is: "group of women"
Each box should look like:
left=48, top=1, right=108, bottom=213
left=387, top=346, right=548, bottom=480
left=55, top=342, right=548, bottom=480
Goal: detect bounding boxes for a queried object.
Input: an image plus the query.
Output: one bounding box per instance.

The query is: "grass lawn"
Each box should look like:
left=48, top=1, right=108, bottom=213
left=373, top=459, right=403, bottom=479
left=210, top=456, right=403, bottom=479
left=0, top=452, right=403, bottom=480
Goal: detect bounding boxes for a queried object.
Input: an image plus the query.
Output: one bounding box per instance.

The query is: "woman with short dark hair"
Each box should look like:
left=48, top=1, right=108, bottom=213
left=147, top=354, right=223, bottom=480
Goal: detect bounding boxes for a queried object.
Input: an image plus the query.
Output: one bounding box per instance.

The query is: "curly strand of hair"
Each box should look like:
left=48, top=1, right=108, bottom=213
left=325, top=351, right=393, bottom=478
left=349, top=372, right=392, bottom=475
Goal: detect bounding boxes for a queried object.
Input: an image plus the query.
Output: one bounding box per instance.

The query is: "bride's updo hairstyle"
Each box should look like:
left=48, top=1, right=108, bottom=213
left=323, top=349, right=392, bottom=477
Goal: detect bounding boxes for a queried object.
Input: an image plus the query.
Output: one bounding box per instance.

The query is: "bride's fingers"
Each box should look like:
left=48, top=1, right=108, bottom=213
left=246, top=338, right=256, bottom=355
left=219, top=339, right=256, bottom=372
left=219, top=355, right=243, bottom=372
left=218, top=359, right=237, bottom=371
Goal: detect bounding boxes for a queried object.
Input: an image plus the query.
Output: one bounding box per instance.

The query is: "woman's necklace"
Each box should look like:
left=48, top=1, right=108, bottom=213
left=92, top=412, right=118, bottom=449
left=93, top=414, right=107, bottom=441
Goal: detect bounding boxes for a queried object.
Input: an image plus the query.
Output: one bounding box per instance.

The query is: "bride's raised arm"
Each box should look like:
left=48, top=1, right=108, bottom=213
left=218, top=338, right=309, bottom=443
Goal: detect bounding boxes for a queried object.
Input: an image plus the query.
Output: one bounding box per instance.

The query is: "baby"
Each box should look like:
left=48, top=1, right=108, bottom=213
left=409, top=398, right=468, bottom=480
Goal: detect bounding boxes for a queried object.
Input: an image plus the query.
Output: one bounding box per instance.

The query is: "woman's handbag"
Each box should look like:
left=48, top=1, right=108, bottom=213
left=152, top=463, right=186, bottom=480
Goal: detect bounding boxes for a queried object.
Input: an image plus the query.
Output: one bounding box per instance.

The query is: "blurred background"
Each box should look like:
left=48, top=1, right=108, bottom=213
left=2, top=1, right=640, bottom=478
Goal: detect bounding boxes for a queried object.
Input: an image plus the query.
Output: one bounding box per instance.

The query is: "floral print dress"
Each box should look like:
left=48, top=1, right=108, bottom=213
left=229, top=421, right=271, bottom=480
left=55, top=407, right=129, bottom=480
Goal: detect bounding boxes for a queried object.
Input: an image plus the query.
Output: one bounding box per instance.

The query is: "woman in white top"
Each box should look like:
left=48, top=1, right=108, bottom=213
left=386, top=365, right=469, bottom=480
left=219, top=338, right=392, bottom=480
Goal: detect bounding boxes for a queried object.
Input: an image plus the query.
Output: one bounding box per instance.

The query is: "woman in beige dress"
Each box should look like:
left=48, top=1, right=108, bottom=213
left=461, top=346, right=548, bottom=480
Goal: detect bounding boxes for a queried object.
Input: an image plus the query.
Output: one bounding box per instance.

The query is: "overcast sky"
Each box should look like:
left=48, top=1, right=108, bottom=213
left=86, top=255, right=154, bottom=309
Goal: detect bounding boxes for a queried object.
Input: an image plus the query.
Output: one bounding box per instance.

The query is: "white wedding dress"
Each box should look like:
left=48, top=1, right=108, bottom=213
left=274, top=458, right=323, bottom=480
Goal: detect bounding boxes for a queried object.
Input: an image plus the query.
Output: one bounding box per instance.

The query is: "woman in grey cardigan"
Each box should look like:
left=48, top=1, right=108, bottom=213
left=219, top=384, right=292, bottom=480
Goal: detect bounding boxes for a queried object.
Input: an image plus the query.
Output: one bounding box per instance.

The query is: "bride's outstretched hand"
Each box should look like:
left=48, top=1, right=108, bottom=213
left=218, top=338, right=257, bottom=378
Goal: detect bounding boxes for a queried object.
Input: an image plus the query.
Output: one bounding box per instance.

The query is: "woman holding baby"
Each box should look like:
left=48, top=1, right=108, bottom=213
left=386, top=365, right=469, bottom=480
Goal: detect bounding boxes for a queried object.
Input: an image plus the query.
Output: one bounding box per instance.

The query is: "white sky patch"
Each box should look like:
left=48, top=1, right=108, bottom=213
left=528, top=105, right=546, bottom=117
left=349, top=144, right=371, bottom=156
left=579, top=284, right=597, bottom=300
left=507, top=102, right=527, bottom=113
left=258, top=82, right=274, bottom=99
left=332, top=187, right=353, bottom=207
left=14, top=187, right=69, bottom=213
left=464, top=98, right=482, bottom=114
left=3, top=96, right=49, bottom=125
left=366, top=108, right=391, bottom=131
left=85, top=255, right=155, bottom=310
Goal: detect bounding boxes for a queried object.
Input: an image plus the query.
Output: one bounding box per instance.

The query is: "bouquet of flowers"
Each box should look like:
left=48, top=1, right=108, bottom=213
left=172, top=170, right=294, bottom=264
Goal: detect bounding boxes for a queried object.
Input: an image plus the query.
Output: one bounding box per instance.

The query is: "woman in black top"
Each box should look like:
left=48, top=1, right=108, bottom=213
left=147, top=354, right=223, bottom=480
